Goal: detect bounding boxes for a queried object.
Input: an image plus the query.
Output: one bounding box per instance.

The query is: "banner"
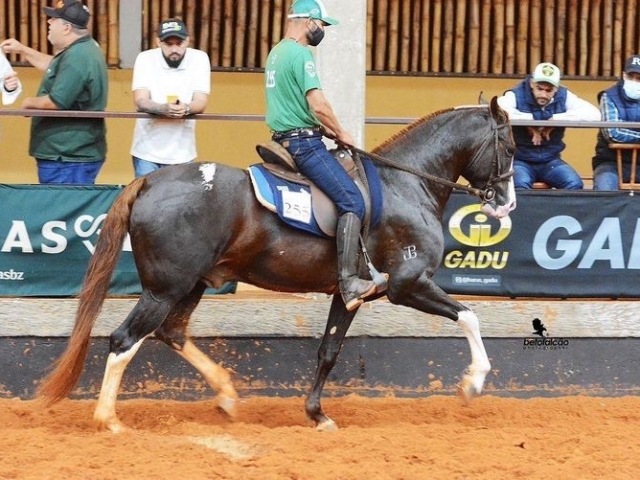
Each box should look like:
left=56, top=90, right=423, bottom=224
left=0, top=184, right=236, bottom=296
left=1, top=185, right=639, bottom=298
left=435, top=190, right=640, bottom=298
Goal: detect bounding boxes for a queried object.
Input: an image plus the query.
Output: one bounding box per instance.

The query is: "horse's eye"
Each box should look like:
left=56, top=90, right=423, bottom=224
left=505, top=147, right=515, bottom=157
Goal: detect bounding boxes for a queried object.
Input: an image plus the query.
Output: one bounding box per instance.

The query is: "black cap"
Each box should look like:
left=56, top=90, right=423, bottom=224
left=624, top=55, right=640, bottom=74
left=158, top=18, right=188, bottom=41
left=43, top=0, right=90, bottom=29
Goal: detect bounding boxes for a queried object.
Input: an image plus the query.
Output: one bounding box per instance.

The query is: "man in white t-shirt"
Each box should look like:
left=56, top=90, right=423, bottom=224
left=130, top=17, right=211, bottom=177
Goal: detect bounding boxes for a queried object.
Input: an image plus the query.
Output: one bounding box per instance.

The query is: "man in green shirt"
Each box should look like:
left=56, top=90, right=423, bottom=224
left=1, top=0, right=107, bottom=184
left=265, top=0, right=386, bottom=311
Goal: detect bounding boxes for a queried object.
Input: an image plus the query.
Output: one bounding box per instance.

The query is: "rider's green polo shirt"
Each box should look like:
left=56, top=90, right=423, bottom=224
left=265, top=39, right=322, bottom=133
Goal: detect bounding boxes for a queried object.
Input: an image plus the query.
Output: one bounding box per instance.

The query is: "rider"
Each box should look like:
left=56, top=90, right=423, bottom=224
left=265, top=0, right=384, bottom=311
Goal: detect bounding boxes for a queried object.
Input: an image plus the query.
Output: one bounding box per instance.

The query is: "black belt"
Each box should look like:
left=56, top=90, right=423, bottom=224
left=272, top=127, right=321, bottom=141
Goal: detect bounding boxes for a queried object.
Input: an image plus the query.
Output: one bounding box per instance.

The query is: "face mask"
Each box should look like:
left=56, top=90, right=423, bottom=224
left=623, top=79, right=640, bottom=100
left=307, top=22, right=325, bottom=46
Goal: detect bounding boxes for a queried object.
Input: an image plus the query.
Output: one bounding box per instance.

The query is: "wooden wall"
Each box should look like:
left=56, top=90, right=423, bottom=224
left=2, top=1, right=639, bottom=76
left=0, top=0, right=119, bottom=66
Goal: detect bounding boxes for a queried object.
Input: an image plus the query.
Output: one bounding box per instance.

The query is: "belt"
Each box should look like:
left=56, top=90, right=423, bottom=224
left=272, top=127, right=321, bottom=141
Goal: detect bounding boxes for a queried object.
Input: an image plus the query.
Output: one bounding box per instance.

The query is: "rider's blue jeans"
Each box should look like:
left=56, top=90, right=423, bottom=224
left=281, top=133, right=365, bottom=219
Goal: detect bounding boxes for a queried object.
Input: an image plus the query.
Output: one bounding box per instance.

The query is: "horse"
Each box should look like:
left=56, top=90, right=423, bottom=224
left=37, top=97, right=516, bottom=432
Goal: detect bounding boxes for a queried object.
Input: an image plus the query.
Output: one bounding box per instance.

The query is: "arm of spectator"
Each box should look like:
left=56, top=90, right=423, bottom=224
left=134, top=89, right=173, bottom=116
left=22, top=94, right=57, bottom=109
left=186, top=92, right=208, bottom=115
left=1, top=61, right=22, bottom=105
left=496, top=91, right=534, bottom=120
left=599, top=92, right=640, bottom=143
left=1, top=39, right=53, bottom=72
left=552, top=91, right=601, bottom=121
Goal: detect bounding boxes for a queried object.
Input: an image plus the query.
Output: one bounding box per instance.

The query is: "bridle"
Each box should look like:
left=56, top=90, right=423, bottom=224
left=347, top=117, right=514, bottom=203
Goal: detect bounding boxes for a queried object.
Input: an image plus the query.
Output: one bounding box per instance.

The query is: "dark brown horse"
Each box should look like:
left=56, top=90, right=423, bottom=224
left=38, top=97, right=516, bottom=432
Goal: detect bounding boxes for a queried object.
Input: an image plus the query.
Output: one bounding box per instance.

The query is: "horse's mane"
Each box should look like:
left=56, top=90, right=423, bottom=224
left=372, top=105, right=487, bottom=153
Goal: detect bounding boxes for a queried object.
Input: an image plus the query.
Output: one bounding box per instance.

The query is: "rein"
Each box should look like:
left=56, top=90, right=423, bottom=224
left=348, top=120, right=513, bottom=203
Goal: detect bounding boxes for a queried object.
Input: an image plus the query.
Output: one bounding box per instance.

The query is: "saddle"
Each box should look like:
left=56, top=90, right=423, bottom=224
left=254, top=141, right=373, bottom=238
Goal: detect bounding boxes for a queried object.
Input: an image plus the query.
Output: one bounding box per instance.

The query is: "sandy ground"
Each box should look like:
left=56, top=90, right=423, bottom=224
left=1, top=394, right=639, bottom=479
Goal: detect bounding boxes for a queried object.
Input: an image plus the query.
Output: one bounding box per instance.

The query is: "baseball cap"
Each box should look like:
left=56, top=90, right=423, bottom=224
left=43, top=0, right=90, bottom=29
left=288, top=0, right=338, bottom=26
left=624, top=55, right=640, bottom=74
left=158, top=18, right=189, bottom=41
left=531, top=62, right=561, bottom=87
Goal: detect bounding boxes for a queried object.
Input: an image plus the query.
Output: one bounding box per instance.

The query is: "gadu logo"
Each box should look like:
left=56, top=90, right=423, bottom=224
left=448, top=204, right=511, bottom=247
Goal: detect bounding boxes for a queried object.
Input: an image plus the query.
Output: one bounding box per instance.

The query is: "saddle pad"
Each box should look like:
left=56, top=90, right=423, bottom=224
left=247, top=157, right=384, bottom=237
left=248, top=164, right=327, bottom=237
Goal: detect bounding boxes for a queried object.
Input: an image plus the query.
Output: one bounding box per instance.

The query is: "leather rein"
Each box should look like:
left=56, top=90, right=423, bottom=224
left=346, top=120, right=514, bottom=203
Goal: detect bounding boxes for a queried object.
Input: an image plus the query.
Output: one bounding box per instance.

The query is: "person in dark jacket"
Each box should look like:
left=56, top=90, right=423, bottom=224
left=592, top=55, right=640, bottom=190
left=497, top=62, right=600, bottom=189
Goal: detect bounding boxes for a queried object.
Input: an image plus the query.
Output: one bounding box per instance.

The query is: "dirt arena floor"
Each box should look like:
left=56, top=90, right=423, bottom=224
left=1, top=394, right=639, bottom=479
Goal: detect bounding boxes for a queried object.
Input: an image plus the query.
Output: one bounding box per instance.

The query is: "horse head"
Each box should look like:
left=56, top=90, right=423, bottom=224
left=460, top=96, right=516, bottom=219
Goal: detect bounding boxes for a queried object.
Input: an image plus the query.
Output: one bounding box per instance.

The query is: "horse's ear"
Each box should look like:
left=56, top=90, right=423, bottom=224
left=478, top=91, right=488, bottom=105
left=489, top=96, right=505, bottom=123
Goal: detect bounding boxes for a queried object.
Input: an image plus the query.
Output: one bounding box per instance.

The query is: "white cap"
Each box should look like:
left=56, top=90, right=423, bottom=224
left=532, top=62, right=561, bottom=87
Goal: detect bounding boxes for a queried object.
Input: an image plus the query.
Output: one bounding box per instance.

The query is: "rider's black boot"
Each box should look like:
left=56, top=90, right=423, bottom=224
left=337, top=213, right=379, bottom=311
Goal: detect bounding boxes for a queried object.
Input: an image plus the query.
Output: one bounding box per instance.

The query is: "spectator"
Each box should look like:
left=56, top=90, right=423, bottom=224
left=497, top=62, right=600, bottom=189
left=0, top=50, right=21, bottom=105
left=265, top=0, right=386, bottom=311
left=592, top=55, right=640, bottom=190
left=1, top=0, right=107, bottom=185
left=130, top=17, right=211, bottom=177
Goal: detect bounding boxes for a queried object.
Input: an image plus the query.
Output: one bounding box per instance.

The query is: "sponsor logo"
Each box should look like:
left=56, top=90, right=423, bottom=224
left=444, top=204, right=511, bottom=270
left=0, top=269, right=24, bottom=281
left=1, top=215, right=132, bottom=255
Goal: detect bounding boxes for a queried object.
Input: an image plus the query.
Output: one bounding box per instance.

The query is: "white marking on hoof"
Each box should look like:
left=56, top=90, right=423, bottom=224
left=95, top=416, right=129, bottom=434
left=457, top=377, right=479, bottom=406
left=216, top=395, right=238, bottom=418
left=315, top=418, right=338, bottom=432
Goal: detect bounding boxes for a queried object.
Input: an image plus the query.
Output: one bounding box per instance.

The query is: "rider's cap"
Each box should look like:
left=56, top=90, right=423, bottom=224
left=288, top=0, right=338, bottom=26
left=531, top=62, right=561, bottom=88
left=43, top=0, right=90, bottom=29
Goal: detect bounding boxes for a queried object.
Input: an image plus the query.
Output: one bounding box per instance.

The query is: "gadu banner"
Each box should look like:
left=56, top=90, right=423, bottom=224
left=434, top=190, right=640, bottom=298
left=0, top=185, right=638, bottom=297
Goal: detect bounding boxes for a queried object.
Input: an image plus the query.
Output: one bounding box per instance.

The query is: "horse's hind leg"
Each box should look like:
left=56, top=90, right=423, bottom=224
left=457, top=309, right=491, bottom=403
left=154, top=283, right=238, bottom=417
left=93, top=290, right=176, bottom=432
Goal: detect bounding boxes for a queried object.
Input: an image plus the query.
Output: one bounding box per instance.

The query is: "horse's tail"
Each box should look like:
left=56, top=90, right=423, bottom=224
left=37, top=176, right=147, bottom=405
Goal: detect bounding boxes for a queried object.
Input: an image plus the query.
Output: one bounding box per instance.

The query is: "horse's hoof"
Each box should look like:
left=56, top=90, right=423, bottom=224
left=315, top=418, right=338, bottom=432
left=457, top=380, right=479, bottom=406
left=216, top=395, right=237, bottom=418
left=95, top=417, right=129, bottom=433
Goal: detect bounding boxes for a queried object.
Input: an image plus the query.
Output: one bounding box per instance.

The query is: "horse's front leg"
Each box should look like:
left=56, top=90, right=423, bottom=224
left=306, top=294, right=358, bottom=431
left=456, top=309, right=491, bottom=402
left=388, top=273, right=491, bottom=403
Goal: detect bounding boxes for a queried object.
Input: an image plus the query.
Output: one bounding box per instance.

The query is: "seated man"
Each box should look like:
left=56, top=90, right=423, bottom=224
left=592, top=54, right=640, bottom=190
left=497, top=62, right=600, bottom=189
